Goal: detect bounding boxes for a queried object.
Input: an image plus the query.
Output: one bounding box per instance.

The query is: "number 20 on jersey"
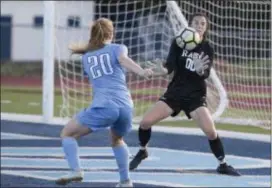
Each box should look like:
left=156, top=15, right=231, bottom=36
left=87, top=53, right=114, bottom=79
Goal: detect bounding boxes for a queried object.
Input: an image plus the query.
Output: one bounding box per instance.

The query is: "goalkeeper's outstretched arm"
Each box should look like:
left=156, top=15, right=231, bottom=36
left=145, top=60, right=168, bottom=76
left=148, top=39, right=178, bottom=77
left=144, top=58, right=173, bottom=77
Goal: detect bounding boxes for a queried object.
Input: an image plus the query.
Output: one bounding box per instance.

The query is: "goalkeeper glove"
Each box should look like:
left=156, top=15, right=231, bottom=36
left=193, top=52, right=210, bottom=76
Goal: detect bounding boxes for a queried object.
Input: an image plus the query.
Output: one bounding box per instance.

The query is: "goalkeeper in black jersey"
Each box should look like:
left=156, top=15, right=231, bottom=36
left=129, top=13, right=240, bottom=176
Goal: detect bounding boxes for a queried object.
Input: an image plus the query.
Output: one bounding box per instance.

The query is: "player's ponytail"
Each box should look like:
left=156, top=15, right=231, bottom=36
left=88, top=18, right=114, bottom=51
left=69, top=18, right=114, bottom=54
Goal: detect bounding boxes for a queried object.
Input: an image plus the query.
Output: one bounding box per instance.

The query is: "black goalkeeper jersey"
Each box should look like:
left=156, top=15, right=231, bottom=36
left=164, top=39, right=214, bottom=99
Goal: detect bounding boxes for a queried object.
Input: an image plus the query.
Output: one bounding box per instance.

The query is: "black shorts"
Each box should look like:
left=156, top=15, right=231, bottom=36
left=159, top=92, right=207, bottom=119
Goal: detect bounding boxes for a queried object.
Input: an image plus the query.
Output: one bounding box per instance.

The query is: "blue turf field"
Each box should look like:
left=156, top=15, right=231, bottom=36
left=1, top=120, right=271, bottom=187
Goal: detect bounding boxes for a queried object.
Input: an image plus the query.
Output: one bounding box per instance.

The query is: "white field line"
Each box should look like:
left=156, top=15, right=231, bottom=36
left=1, top=132, right=59, bottom=140
left=1, top=100, right=12, bottom=104
left=0, top=113, right=270, bottom=143
left=27, top=102, right=40, bottom=106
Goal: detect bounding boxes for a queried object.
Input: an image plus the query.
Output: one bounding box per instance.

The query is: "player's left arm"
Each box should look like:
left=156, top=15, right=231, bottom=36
left=144, top=59, right=168, bottom=77
left=147, top=39, right=178, bottom=77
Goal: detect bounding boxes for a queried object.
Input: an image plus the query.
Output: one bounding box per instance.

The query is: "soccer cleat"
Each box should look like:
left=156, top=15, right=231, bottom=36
left=129, top=149, right=148, bottom=170
left=216, top=163, right=241, bottom=176
left=116, top=179, right=133, bottom=187
left=55, top=170, right=84, bottom=185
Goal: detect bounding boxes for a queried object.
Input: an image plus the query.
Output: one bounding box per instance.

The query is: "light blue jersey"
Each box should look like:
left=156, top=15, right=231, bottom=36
left=82, top=43, right=133, bottom=108
left=75, top=43, right=133, bottom=137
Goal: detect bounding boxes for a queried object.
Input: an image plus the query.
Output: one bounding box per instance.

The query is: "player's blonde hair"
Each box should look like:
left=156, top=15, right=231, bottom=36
left=69, top=18, right=114, bottom=54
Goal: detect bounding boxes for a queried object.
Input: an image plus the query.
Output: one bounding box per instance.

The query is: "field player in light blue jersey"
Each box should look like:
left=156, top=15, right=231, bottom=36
left=55, top=18, right=153, bottom=187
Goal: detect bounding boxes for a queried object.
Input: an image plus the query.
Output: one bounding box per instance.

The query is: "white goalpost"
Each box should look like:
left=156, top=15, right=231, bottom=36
left=39, top=1, right=270, bottom=128
left=42, top=1, right=55, bottom=123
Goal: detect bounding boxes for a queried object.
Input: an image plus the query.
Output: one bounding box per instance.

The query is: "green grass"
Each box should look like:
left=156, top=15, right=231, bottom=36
left=222, top=108, right=271, bottom=123
left=1, top=86, right=270, bottom=135
left=1, top=89, right=63, bottom=116
left=131, top=88, right=271, bottom=98
left=156, top=120, right=270, bottom=135
left=2, top=86, right=270, bottom=98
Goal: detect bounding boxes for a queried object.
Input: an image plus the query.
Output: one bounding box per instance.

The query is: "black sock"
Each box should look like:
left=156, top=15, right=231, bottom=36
left=209, top=135, right=225, bottom=163
left=138, top=127, right=151, bottom=148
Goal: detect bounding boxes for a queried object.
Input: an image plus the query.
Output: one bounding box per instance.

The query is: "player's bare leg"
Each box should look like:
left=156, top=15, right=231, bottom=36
left=129, top=101, right=173, bottom=170
left=55, top=119, right=92, bottom=185
left=110, top=129, right=133, bottom=187
left=190, top=107, right=241, bottom=176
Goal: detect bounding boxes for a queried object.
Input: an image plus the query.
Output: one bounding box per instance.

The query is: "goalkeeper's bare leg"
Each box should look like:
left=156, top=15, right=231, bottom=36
left=130, top=102, right=241, bottom=176
left=189, top=107, right=241, bottom=176
left=129, top=101, right=173, bottom=170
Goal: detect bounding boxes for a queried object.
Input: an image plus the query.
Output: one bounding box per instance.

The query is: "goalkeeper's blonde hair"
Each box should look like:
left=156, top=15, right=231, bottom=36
left=69, top=18, right=114, bottom=54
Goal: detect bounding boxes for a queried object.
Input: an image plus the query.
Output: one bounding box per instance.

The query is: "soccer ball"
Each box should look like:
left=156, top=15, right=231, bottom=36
left=175, top=27, right=202, bottom=50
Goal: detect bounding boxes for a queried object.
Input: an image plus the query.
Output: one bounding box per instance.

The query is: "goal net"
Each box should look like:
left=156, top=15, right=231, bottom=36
left=55, top=1, right=271, bottom=128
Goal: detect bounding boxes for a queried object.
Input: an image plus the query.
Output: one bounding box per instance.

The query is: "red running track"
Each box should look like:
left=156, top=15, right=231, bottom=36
left=1, top=76, right=271, bottom=110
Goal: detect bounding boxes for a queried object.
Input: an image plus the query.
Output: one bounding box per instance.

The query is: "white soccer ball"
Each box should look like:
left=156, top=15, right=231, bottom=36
left=175, top=27, right=202, bottom=50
